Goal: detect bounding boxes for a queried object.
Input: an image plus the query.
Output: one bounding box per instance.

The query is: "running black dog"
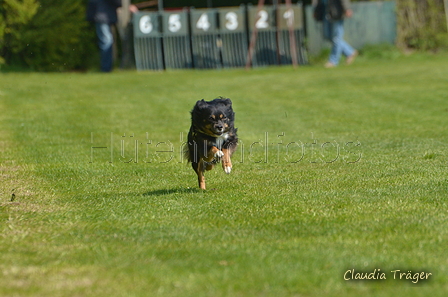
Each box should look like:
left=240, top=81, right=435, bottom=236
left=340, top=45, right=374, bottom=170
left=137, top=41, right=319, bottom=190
left=186, top=97, right=238, bottom=190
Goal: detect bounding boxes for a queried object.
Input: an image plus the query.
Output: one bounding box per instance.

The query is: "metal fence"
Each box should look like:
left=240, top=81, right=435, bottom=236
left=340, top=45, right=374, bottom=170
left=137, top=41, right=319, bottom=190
left=190, top=8, right=221, bottom=69
left=133, top=12, right=164, bottom=70
left=161, top=10, right=192, bottom=69
left=133, top=3, right=308, bottom=71
left=305, top=1, right=396, bottom=55
left=277, top=4, right=308, bottom=65
left=247, top=5, right=278, bottom=67
left=219, top=6, right=248, bottom=68
left=133, top=1, right=396, bottom=71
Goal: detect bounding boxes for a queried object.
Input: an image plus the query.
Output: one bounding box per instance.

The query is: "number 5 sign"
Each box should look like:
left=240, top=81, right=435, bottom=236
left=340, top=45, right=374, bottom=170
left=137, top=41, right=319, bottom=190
left=162, top=10, right=188, bottom=35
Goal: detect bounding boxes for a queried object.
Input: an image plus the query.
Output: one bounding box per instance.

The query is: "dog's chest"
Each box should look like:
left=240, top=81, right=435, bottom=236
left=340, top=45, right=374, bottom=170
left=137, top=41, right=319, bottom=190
left=214, top=133, right=229, bottom=149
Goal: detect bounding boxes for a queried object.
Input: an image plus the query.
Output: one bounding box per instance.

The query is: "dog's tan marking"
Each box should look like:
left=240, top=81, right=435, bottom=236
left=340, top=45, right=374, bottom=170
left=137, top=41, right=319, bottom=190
left=195, top=146, right=224, bottom=190
left=208, top=146, right=221, bottom=162
left=195, top=161, right=206, bottom=189
left=221, top=148, right=232, bottom=174
left=205, top=162, right=214, bottom=171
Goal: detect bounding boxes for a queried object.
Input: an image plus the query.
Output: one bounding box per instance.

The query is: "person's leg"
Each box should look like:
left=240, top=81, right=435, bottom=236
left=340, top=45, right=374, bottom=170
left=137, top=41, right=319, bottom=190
left=95, top=23, right=114, bottom=72
left=338, top=22, right=356, bottom=60
left=327, top=20, right=355, bottom=66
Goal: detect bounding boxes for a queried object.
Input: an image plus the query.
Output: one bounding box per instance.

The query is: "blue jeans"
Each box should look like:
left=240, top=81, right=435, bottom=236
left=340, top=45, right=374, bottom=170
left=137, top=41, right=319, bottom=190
left=323, top=19, right=355, bottom=65
left=95, top=23, right=114, bottom=72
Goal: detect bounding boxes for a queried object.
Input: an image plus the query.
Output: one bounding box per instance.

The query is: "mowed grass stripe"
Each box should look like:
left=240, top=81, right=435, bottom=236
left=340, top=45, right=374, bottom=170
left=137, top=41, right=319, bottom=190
left=1, top=53, right=447, bottom=296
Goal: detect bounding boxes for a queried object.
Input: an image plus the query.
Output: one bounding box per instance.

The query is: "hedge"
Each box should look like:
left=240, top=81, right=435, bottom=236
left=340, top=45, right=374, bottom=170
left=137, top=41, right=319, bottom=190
left=1, top=0, right=96, bottom=71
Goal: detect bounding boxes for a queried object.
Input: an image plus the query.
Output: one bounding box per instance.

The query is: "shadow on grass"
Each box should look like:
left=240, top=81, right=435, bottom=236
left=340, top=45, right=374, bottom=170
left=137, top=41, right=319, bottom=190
left=143, top=187, right=201, bottom=196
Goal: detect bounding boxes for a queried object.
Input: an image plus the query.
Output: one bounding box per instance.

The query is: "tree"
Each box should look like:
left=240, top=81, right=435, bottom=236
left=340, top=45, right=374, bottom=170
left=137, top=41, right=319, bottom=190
left=0, top=0, right=39, bottom=65
left=396, top=0, right=448, bottom=50
left=1, top=0, right=97, bottom=71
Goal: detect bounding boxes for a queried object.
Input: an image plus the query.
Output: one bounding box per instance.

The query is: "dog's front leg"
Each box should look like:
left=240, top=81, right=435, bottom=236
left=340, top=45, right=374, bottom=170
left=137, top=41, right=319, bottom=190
left=221, top=148, right=232, bottom=174
left=207, top=146, right=224, bottom=162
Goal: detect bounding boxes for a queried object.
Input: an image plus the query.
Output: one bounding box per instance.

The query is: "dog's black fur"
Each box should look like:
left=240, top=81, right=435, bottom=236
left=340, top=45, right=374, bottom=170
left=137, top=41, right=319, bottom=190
left=186, top=97, right=238, bottom=189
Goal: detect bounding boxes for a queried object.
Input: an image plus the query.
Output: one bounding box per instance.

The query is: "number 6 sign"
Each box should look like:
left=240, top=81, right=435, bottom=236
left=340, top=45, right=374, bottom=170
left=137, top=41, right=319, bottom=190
left=139, top=15, right=153, bottom=34
left=134, top=12, right=160, bottom=37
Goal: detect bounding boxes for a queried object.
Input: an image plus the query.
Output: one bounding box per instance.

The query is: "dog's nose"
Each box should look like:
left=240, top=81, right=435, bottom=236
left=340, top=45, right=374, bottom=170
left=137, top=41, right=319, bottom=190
left=216, top=125, right=223, bottom=130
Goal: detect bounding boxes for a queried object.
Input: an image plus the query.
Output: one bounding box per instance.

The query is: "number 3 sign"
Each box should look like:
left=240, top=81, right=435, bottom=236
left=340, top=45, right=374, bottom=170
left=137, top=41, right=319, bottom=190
left=219, top=7, right=245, bottom=33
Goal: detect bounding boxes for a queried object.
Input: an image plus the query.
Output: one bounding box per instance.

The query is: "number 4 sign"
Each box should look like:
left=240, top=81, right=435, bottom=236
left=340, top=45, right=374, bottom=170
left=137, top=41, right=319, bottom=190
left=196, top=13, right=211, bottom=31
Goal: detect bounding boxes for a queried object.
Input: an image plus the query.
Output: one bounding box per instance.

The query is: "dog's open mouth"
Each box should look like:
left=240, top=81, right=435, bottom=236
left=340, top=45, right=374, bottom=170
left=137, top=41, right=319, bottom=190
left=213, top=128, right=225, bottom=136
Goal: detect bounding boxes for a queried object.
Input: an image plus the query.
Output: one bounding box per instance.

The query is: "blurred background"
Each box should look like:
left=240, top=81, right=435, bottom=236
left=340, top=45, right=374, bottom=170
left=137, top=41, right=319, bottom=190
left=1, top=0, right=447, bottom=71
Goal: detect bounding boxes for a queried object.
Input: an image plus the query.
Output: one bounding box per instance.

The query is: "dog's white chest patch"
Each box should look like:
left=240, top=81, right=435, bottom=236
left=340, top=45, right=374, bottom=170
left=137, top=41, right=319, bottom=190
left=215, top=133, right=229, bottom=149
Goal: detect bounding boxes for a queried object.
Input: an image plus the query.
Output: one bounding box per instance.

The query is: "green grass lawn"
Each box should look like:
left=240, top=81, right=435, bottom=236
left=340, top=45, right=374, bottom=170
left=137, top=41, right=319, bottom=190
left=1, top=53, right=447, bottom=296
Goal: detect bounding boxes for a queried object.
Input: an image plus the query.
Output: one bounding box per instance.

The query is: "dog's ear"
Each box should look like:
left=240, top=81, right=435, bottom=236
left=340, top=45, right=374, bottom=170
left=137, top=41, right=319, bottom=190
left=195, top=99, right=208, bottom=109
left=220, top=97, right=232, bottom=106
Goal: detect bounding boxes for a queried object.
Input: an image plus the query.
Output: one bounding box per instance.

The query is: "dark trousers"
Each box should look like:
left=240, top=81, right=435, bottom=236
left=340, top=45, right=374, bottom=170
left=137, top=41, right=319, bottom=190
left=95, top=23, right=114, bottom=72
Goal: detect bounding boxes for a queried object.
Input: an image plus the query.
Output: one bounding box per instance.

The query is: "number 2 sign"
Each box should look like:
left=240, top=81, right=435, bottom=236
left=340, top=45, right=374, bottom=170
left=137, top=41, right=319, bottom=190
left=248, top=6, right=274, bottom=31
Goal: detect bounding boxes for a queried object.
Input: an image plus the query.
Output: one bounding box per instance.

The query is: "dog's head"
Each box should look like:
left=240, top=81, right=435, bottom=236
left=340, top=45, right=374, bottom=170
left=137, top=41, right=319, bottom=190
left=191, top=97, right=235, bottom=137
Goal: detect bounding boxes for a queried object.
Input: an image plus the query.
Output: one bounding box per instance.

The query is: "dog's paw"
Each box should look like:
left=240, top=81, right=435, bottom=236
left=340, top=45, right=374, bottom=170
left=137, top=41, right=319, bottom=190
left=214, top=150, right=224, bottom=159
left=224, top=166, right=232, bottom=174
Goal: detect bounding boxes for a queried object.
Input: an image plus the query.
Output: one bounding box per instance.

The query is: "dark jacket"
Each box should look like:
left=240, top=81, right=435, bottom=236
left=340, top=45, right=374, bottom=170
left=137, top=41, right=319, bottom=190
left=86, top=0, right=122, bottom=24
left=315, top=0, right=351, bottom=21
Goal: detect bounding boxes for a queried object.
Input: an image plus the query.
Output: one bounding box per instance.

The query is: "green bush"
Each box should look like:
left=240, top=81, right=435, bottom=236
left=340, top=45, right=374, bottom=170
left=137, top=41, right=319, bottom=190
left=360, top=43, right=403, bottom=60
left=0, top=0, right=39, bottom=65
left=2, top=0, right=97, bottom=71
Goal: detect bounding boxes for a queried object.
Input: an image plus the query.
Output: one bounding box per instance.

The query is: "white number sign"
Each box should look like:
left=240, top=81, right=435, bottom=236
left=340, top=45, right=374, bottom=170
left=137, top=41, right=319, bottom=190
left=196, top=13, right=211, bottom=31
left=139, top=15, right=153, bottom=34
left=225, top=12, right=238, bottom=31
left=283, top=9, right=294, bottom=27
left=168, top=14, right=182, bottom=33
left=255, top=10, right=269, bottom=29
